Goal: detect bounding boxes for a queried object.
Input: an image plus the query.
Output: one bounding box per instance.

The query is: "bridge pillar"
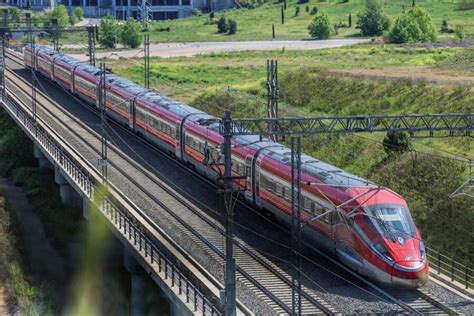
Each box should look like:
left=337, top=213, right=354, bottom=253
left=54, top=166, right=82, bottom=208
left=82, top=197, right=90, bottom=220
left=124, top=247, right=146, bottom=316
left=33, top=143, right=53, bottom=170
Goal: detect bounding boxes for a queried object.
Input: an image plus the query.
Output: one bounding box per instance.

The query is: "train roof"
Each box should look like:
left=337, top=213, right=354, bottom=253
left=234, top=134, right=373, bottom=190
left=76, top=63, right=101, bottom=76
left=55, top=55, right=81, bottom=66
left=47, top=49, right=377, bottom=193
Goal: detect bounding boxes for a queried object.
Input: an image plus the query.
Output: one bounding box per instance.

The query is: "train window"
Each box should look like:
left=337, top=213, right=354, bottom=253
left=303, top=197, right=311, bottom=211
left=275, top=182, right=282, bottom=197
left=284, top=187, right=291, bottom=201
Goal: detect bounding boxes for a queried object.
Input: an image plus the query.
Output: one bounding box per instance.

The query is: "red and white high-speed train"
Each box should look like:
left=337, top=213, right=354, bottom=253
left=24, top=44, right=429, bottom=288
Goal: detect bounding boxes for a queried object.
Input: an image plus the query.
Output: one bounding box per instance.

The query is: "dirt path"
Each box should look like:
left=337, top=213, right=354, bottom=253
left=329, top=66, right=474, bottom=87
left=67, top=39, right=369, bottom=60
left=0, top=179, right=67, bottom=294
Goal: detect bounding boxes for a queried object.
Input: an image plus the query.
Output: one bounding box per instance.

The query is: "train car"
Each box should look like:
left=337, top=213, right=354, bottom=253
left=23, top=45, right=429, bottom=288
left=52, top=55, right=82, bottom=92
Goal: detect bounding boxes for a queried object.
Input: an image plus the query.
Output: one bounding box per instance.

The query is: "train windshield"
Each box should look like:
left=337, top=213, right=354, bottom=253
left=368, top=205, right=416, bottom=239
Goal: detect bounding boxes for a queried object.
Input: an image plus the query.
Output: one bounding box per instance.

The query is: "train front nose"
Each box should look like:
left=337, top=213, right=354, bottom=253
left=391, top=260, right=429, bottom=288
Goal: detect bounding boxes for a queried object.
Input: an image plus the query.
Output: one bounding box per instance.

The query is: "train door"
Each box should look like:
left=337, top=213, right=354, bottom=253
left=332, top=210, right=362, bottom=269
left=129, top=99, right=136, bottom=131
left=175, top=119, right=182, bottom=159
left=244, top=154, right=253, bottom=201
left=253, top=156, right=264, bottom=207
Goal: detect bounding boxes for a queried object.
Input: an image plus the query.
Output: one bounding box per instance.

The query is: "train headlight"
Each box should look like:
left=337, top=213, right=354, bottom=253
left=374, top=243, right=393, bottom=261
left=419, top=240, right=426, bottom=261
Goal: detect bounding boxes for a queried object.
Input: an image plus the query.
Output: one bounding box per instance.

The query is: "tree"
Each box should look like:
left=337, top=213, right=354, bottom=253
left=454, top=25, right=466, bottom=42
left=99, top=15, right=119, bottom=48
left=281, top=6, right=285, bottom=24
left=121, top=18, right=142, bottom=48
left=228, top=19, right=237, bottom=35
left=217, top=16, right=228, bottom=33
left=356, top=0, right=390, bottom=36
left=295, top=6, right=300, bottom=17
left=74, top=7, right=84, bottom=21
left=308, top=12, right=331, bottom=39
left=348, top=13, right=352, bottom=27
left=50, top=5, right=69, bottom=27
left=389, top=6, right=437, bottom=43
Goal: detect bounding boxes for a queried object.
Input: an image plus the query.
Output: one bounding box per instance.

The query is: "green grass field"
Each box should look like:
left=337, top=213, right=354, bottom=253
left=108, top=43, right=473, bottom=165
left=146, top=0, right=474, bottom=42
left=107, top=43, right=474, bottom=262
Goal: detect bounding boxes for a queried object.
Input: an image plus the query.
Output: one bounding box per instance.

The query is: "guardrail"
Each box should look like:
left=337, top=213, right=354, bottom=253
left=427, top=247, right=473, bottom=290
left=1, top=86, right=221, bottom=315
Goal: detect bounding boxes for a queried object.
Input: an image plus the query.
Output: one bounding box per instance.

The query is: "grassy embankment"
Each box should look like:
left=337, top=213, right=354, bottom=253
left=109, top=44, right=474, bottom=264
left=0, top=108, right=92, bottom=314
left=0, top=110, right=56, bottom=314
left=146, top=0, right=474, bottom=42
left=55, top=0, right=474, bottom=45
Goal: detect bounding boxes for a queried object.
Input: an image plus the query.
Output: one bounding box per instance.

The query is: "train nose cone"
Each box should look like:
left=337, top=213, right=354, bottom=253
left=391, top=261, right=429, bottom=288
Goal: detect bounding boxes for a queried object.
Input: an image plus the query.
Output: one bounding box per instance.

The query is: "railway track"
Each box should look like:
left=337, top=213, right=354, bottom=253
left=4, top=53, right=337, bottom=315
left=4, top=50, right=463, bottom=315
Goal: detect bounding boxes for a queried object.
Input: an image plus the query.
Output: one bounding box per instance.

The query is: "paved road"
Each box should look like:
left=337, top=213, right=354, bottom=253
left=68, top=39, right=369, bottom=60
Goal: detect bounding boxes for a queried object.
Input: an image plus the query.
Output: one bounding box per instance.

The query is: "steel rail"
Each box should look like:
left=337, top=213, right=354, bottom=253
left=6, top=51, right=460, bottom=315
left=4, top=65, right=334, bottom=315
left=6, top=53, right=417, bottom=315
left=2, top=78, right=223, bottom=316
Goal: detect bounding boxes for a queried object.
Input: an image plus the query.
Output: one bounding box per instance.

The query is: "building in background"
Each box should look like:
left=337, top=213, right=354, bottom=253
left=0, top=0, right=235, bottom=20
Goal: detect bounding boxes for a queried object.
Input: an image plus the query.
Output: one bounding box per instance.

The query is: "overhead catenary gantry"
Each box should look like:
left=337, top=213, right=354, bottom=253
left=218, top=111, right=473, bottom=316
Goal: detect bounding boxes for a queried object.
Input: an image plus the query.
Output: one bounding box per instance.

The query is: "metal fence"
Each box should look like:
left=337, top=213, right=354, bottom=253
left=427, top=247, right=473, bottom=290
left=2, top=90, right=221, bottom=316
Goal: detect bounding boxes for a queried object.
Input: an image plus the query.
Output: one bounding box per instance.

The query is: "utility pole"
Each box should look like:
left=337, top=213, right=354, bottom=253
left=87, top=25, right=96, bottom=66
left=144, top=34, right=150, bottom=89
left=99, top=62, right=108, bottom=184
left=51, top=17, right=59, bottom=51
left=290, top=136, right=302, bottom=316
left=26, top=13, right=37, bottom=134
left=0, top=10, right=7, bottom=96
left=222, top=110, right=236, bottom=316
left=267, top=59, right=278, bottom=141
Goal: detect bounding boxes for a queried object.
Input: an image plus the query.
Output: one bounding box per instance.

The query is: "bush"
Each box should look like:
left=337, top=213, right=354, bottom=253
left=121, top=18, right=142, bottom=48
left=308, top=12, right=331, bottom=39
left=458, top=0, right=474, bottom=10
left=454, top=25, right=466, bottom=42
left=356, top=0, right=390, bottom=36
left=73, top=7, right=84, bottom=21
left=297, top=0, right=309, bottom=3
left=295, top=6, right=300, bottom=16
left=68, top=13, right=78, bottom=25
left=305, top=5, right=309, bottom=12
left=389, top=7, right=437, bottom=43
left=440, top=20, right=453, bottom=33
left=228, top=19, right=237, bottom=35
left=192, top=9, right=203, bottom=16
left=209, top=12, right=215, bottom=20
left=50, top=5, right=69, bottom=27
left=99, top=15, right=119, bottom=48
left=217, top=16, right=228, bottom=33
left=310, top=6, right=318, bottom=15
left=383, top=132, right=410, bottom=156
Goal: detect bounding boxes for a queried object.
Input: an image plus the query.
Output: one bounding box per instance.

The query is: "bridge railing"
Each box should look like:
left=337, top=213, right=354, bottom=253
left=2, top=88, right=222, bottom=315
left=427, top=247, right=473, bottom=290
